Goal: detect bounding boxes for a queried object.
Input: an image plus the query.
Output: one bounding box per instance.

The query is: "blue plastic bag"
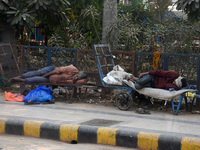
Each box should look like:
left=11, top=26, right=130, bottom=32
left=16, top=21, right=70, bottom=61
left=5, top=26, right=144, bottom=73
left=24, top=85, right=53, bottom=103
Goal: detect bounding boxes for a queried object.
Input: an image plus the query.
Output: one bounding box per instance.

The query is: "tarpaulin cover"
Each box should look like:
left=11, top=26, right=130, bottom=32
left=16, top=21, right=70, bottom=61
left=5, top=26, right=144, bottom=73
left=24, top=85, right=53, bottom=103
left=5, top=91, right=24, bottom=102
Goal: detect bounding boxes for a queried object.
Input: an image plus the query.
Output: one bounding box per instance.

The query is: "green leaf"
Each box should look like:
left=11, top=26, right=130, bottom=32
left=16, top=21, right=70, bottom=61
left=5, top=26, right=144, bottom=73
left=18, top=14, right=22, bottom=22
left=43, top=0, right=50, bottom=5
left=195, top=1, right=199, bottom=8
left=11, top=16, right=19, bottom=25
left=43, top=4, right=47, bottom=10
left=36, top=3, right=39, bottom=9
left=9, top=7, right=17, bottom=10
left=5, top=10, right=16, bottom=14
left=39, top=0, right=43, bottom=6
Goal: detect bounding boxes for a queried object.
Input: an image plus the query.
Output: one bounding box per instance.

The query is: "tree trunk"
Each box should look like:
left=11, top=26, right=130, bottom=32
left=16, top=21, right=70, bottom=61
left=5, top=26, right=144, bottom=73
left=102, top=0, right=118, bottom=47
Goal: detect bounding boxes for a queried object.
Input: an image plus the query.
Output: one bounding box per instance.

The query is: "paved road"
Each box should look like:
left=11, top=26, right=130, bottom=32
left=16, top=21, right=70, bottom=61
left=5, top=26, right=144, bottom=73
left=0, top=134, right=136, bottom=150
left=0, top=96, right=200, bottom=139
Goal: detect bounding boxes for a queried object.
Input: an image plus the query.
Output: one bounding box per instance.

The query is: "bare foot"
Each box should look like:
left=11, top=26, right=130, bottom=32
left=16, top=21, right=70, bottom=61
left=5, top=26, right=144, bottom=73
left=9, top=77, right=24, bottom=83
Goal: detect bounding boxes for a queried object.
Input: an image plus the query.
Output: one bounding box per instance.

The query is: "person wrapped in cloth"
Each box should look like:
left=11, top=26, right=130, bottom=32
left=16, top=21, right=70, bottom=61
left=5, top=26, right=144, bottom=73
left=10, top=65, right=87, bottom=84
left=130, top=70, right=188, bottom=90
left=103, top=65, right=188, bottom=90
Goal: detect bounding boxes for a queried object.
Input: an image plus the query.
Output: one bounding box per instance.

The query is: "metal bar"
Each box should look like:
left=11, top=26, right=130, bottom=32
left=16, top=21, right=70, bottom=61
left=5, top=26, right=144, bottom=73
left=134, top=53, right=138, bottom=76
left=47, top=47, right=51, bottom=66
left=76, top=50, right=79, bottom=69
left=95, top=54, right=113, bottom=58
left=112, top=51, right=134, bottom=54
left=0, top=64, right=5, bottom=79
left=136, top=52, right=199, bottom=57
left=9, top=44, right=20, bottom=74
left=22, top=46, right=25, bottom=73
left=163, top=54, right=169, bottom=71
left=74, top=49, right=77, bottom=67
left=108, top=44, right=115, bottom=68
left=197, top=55, right=200, bottom=90
left=100, top=64, right=114, bottom=68
left=20, top=45, right=23, bottom=73
left=101, top=47, right=109, bottom=73
left=94, top=45, right=105, bottom=86
left=24, top=45, right=77, bottom=52
left=132, top=52, right=135, bottom=75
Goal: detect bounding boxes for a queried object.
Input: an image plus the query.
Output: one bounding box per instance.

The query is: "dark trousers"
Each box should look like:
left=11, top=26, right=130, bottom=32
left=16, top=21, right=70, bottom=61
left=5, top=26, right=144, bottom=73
left=135, top=74, right=154, bottom=90
left=22, top=66, right=55, bottom=78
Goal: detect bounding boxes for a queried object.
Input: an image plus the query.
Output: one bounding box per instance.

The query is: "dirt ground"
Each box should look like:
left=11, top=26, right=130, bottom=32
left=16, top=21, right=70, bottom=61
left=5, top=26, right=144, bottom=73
left=1, top=84, right=200, bottom=114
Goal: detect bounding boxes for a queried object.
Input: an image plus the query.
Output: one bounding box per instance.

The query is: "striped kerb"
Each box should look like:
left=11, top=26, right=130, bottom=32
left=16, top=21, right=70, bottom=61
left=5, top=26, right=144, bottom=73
left=181, top=137, right=200, bottom=150
left=0, top=118, right=8, bottom=134
left=2, top=117, right=200, bottom=150
left=40, top=123, right=60, bottom=140
left=60, top=124, right=79, bottom=142
left=24, top=120, right=44, bottom=138
left=138, top=132, right=161, bottom=150
left=97, top=127, right=117, bottom=146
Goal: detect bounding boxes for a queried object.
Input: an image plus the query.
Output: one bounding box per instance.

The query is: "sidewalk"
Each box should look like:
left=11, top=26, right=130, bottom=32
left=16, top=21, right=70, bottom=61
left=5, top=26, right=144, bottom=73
left=0, top=89, right=200, bottom=149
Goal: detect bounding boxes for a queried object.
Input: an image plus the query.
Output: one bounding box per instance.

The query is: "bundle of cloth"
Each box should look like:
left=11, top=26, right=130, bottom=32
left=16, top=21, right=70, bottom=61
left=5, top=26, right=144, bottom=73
left=103, top=65, right=197, bottom=101
left=10, top=65, right=87, bottom=84
left=103, top=65, right=133, bottom=86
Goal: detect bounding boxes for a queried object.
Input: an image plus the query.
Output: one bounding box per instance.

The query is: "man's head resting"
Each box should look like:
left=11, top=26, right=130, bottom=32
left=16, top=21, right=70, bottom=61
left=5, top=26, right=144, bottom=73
left=72, top=71, right=87, bottom=83
left=174, top=76, right=187, bottom=88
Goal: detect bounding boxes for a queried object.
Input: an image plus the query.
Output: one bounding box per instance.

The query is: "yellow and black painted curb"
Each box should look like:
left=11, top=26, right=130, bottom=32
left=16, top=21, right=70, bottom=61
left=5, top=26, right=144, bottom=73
left=0, top=118, right=200, bottom=150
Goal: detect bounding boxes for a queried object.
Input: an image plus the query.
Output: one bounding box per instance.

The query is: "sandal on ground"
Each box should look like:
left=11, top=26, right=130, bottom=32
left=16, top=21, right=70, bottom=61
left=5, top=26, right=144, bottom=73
left=135, top=108, right=151, bottom=114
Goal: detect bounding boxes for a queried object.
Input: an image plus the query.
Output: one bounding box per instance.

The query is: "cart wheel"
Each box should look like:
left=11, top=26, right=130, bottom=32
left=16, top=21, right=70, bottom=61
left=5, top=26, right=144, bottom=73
left=21, top=87, right=31, bottom=96
left=115, top=93, right=133, bottom=111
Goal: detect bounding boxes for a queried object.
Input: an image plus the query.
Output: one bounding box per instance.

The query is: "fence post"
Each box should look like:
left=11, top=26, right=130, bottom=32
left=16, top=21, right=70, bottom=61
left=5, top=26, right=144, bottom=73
left=47, top=47, right=51, bottom=66
left=163, top=54, right=169, bottom=71
left=74, top=49, right=77, bottom=67
left=22, top=46, right=26, bottom=74
left=196, top=55, right=200, bottom=110
left=134, top=53, right=137, bottom=76
left=20, top=45, right=23, bottom=74
left=76, top=49, right=79, bottom=68
left=197, top=55, right=200, bottom=91
left=132, top=52, right=135, bottom=75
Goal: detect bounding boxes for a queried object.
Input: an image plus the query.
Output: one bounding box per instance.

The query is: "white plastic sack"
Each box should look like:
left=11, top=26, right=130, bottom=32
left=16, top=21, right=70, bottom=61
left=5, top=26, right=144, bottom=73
left=103, top=65, right=132, bottom=86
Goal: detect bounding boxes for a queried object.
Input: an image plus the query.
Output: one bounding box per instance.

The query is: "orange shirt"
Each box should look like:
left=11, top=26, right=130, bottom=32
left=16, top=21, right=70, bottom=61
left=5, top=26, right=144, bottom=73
left=49, top=65, right=79, bottom=83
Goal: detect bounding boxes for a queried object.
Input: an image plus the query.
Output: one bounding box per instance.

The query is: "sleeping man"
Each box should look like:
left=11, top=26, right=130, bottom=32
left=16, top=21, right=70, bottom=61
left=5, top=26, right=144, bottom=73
left=103, top=65, right=188, bottom=90
left=10, top=65, right=87, bottom=84
left=130, top=70, right=188, bottom=90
